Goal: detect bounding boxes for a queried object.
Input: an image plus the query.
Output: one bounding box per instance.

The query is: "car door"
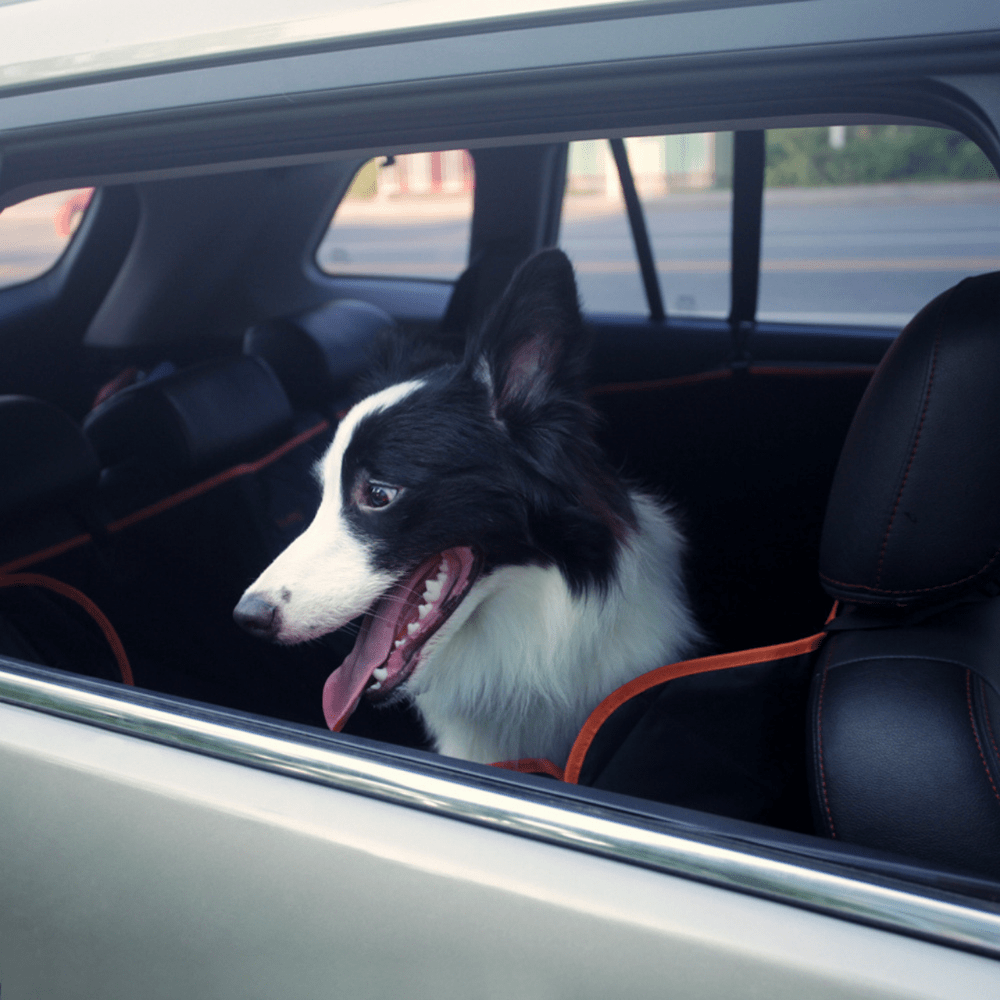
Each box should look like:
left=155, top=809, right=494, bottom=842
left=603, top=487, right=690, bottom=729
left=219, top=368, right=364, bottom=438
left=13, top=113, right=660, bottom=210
left=2, top=661, right=1000, bottom=998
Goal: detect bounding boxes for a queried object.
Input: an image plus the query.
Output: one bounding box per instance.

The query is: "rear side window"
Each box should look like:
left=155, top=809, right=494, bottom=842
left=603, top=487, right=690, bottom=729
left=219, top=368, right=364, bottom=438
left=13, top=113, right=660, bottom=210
left=0, top=188, right=95, bottom=290
left=316, top=151, right=474, bottom=281
left=560, top=133, right=734, bottom=317
left=758, top=126, right=1000, bottom=326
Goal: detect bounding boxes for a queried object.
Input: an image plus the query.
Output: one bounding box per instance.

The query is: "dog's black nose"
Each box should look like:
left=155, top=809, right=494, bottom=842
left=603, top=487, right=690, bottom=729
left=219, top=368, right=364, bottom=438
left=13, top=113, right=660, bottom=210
left=234, top=595, right=279, bottom=638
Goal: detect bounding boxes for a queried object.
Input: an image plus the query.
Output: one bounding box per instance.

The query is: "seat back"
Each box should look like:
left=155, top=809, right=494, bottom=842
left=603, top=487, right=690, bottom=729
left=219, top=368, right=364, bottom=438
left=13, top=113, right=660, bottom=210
left=591, top=365, right=872, bottom=652
left=810, top=270, right=1000, bottom=878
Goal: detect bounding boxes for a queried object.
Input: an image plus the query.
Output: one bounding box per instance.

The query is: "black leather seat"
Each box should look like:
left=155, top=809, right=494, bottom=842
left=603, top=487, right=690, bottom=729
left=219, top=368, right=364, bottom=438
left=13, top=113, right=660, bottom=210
left=565, top=271, right=1000, bottom=881
left=810, top=269, right=1000, bottom=878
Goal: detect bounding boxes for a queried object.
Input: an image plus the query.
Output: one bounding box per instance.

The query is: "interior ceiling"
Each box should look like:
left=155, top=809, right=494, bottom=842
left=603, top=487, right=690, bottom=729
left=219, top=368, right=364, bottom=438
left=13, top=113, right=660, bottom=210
left=0, top=41, right=997, bottom=206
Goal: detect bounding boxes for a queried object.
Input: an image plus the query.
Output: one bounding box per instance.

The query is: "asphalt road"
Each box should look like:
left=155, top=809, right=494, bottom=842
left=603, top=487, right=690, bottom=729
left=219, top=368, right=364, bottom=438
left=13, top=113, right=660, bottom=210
left=318, top=183, right=1000, bottom=327
left=3, top=183, right=998, bottom=329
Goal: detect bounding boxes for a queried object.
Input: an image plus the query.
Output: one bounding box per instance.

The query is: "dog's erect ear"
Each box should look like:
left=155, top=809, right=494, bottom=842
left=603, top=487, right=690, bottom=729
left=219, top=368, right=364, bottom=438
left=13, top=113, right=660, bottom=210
left=466, top=249, right=587, bottom=417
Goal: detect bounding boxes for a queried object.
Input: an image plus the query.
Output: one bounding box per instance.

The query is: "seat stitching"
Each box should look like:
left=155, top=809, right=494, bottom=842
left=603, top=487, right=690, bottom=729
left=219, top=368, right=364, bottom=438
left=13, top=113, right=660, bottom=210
left=874, top=317, right=942, bottom=588
left=815, top=641, right=837, bottom=839
left=966, top=669, right=1000, bottom=807
left=818, top=539, right=1000, bottom=595
left=980, top=677, right=1000, bottom=770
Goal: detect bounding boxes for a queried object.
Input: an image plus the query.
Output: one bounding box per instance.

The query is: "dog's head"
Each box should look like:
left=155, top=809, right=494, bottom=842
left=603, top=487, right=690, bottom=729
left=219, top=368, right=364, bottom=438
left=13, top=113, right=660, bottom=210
left=234, top=249, right=635, bottom=729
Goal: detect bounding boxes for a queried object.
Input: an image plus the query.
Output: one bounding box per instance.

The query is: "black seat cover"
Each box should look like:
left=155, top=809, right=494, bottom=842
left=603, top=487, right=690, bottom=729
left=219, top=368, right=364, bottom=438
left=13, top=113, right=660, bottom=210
left=0, top=396, right=127, bottom=682
left=813, top=271, right=1000, bottom=878
left=84, top=355, right=293, bottom=517
left=0, top=396, right=98, bottom=527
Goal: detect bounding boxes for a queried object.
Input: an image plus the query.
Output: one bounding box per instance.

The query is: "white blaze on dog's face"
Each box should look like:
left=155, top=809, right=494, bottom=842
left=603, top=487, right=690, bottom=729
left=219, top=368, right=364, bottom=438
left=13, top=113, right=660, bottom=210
left=241, top=379, right=425, bottom=643
left=235, top=372, right=486, bottom=731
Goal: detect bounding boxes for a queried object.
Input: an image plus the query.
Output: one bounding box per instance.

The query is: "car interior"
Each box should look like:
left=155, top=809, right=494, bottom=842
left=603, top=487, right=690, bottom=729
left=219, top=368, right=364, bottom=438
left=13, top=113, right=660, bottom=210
left=1, top=101, right=999, bottom=909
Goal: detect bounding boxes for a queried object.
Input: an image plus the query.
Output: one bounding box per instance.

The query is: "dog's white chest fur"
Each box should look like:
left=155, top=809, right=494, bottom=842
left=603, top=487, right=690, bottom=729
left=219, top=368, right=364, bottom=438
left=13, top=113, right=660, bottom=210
left=408, top=494, right=698, bottom=765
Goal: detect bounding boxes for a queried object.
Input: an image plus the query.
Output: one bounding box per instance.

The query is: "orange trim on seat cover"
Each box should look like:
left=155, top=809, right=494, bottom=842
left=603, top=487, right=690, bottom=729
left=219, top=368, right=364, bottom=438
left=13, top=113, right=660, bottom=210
left=562, top=631, right=827, bottom=784
left=106, top=419, right=330, bottom=534
left=491, top=757, right=565, bottom=780
left=589, top=364, right=875, bottom=398
left=0, top=420, right=332, bottom=579
left=0, top=572, right=134, bottom=686
left=0, top=532, right=92, bottom=577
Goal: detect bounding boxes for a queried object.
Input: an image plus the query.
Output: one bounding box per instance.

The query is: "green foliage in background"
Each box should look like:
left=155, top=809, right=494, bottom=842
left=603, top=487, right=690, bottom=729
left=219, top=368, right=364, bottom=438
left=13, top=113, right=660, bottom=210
left=765, top=126, right=996, bottom=187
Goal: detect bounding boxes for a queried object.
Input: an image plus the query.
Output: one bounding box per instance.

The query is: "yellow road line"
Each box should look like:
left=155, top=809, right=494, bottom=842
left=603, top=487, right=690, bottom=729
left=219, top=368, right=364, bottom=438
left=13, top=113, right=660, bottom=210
left=575, top=257, right=1000, bottom=274
left=321, top=257, right=1000, bottom=277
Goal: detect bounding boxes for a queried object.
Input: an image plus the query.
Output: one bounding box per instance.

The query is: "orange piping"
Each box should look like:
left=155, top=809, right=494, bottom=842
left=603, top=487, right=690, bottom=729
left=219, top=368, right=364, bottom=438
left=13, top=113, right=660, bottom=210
left=0, top=572, right=133, bottom=686
left=563, top=631, right=827, bottom=784
left=589, top=364, right=875, bottom=398
left=0, top=532, right=93, bottom=577
left=491, top=757, right=565, bottom=780
left=104, top=419, right=329, bottom=533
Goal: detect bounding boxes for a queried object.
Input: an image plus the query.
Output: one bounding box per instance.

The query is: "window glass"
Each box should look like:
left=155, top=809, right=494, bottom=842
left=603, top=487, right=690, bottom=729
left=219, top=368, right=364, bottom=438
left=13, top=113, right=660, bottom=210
left=758, top=125, right=1000, bottom=326
left=0, top=188, right=95, bottom=291
left=561, top=133, right=733, bottom=317
left=316, top=151, right=474, bottom=281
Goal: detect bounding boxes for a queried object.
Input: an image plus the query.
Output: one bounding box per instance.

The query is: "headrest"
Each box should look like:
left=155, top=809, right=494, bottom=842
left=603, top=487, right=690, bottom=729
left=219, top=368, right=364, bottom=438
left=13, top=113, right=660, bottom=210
left=243, top=299, right=394, bottom=412
left=0, top=396, right=98, bottom=522
left=820, top=271, right=1000, bottom=607
left=84, top=356, right=293, bottom=477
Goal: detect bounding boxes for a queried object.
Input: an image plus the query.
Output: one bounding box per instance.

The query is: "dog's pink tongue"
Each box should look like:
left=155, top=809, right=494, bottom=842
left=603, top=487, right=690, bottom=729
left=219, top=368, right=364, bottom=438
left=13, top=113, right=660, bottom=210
left=322, top=549, right=476, bottom=731
left=321, top=590, right=399, bottom=731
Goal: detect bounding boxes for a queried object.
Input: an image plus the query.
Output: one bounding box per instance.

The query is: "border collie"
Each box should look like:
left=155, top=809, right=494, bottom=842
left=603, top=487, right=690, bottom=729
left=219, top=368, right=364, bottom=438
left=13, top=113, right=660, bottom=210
left=234, top=249, right=700, bottom=766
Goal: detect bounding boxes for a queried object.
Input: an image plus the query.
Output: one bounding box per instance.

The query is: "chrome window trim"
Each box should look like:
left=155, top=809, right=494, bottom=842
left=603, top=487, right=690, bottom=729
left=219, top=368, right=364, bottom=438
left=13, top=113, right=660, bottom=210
left=1, top=659, right=999, bottom=959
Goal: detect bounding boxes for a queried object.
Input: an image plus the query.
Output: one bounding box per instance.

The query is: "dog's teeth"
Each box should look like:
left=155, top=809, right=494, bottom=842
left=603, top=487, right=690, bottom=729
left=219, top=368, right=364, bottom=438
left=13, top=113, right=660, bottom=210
left=407, top=622, right=421, bottom=636
left=373, top=666, right=388, bottom=682
left=394, top=638, right=405, bottom=649
left=369, top=680, right=382, bottom=691
left=423, top=579, right=443, bottom=601
left=418, top=602, right=432, bottom=619
left=438, top=559, right=447, bottom=574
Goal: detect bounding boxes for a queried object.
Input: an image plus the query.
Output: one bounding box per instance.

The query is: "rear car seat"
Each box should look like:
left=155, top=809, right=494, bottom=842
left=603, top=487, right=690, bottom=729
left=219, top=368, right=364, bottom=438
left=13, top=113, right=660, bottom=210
left=80, top=355, right=340, bottom=720
left=74, top=305, right=421, bottom=738
left=591, top=365, right=874, bottom=653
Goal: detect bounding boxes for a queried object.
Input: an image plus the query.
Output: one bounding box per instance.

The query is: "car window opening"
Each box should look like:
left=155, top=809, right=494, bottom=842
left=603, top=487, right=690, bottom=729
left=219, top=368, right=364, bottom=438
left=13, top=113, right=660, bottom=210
left=0, top=188, right=95, bottom=291
left=2, top=119, right=1000, bottom=931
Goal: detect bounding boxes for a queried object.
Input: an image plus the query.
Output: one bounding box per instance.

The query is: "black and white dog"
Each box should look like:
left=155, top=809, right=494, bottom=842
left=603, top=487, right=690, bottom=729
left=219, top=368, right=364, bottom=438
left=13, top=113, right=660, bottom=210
left=234, top=249, right=699, bottom=766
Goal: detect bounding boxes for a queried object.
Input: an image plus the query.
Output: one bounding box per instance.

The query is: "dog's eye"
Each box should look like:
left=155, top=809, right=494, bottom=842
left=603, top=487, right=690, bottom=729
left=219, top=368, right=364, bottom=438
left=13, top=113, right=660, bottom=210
left=358, top=481, right=399, bottom=511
